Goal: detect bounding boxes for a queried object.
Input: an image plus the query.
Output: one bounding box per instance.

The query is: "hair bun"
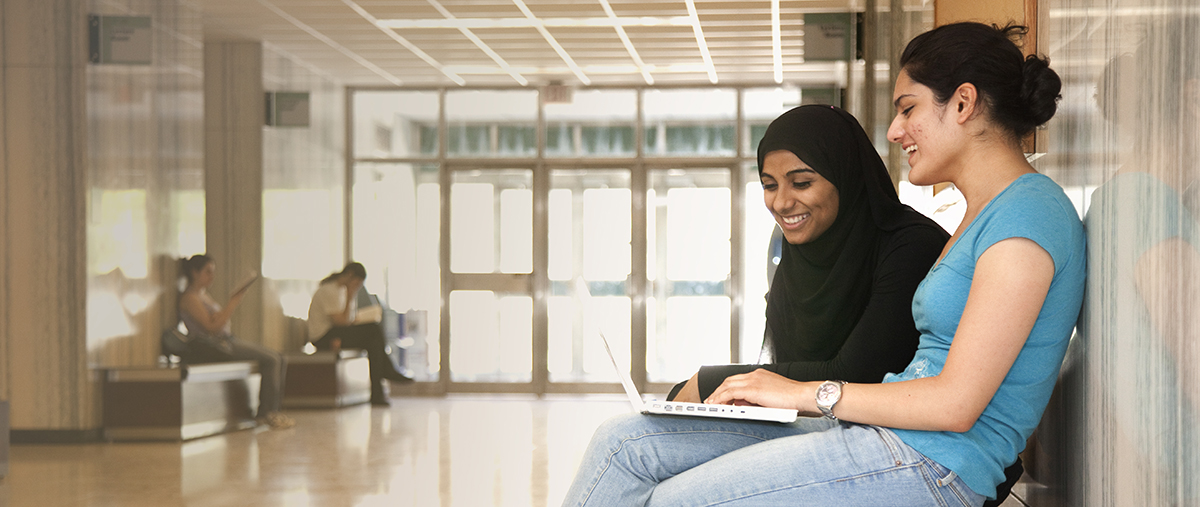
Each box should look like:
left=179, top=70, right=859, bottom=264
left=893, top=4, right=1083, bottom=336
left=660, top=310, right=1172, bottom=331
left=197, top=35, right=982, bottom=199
left=1020, top=54, right=1062, bottom=130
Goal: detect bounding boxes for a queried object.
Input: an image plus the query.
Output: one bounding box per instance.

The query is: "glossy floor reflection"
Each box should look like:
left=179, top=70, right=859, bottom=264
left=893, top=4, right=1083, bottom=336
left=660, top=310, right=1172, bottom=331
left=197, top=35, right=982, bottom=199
left=0, top=395, right=628, bottom=507
left=1, top=394, right=1027, bottom=507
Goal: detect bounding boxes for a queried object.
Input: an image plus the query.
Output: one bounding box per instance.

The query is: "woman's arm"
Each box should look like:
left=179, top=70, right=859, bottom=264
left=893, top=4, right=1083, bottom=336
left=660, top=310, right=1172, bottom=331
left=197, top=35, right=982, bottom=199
left=708, top=237, right=1054, bottom=432
left=179, top=290, right=243, bottom=335
left=674, top=225, right=945, bottom=402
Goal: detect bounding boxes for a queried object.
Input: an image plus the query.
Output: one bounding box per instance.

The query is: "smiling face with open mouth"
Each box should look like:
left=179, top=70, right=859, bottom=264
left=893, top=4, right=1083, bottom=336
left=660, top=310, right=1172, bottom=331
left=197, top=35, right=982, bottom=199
left=760, top=150, right=840, bottom=245
left=888, top=69, right=962, bottom=186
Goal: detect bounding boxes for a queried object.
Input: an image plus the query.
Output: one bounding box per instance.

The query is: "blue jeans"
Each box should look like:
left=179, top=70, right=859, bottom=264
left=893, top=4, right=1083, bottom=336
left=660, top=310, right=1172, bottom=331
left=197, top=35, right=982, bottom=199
left=227, top=339, right=286, bottom=416
left=562, top=413, right=984, bottom=507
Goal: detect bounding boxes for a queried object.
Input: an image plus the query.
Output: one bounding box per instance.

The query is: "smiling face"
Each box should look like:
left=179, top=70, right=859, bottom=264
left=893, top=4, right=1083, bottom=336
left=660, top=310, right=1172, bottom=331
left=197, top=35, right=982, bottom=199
left=887, top=69, right=959, bottom=186
left=761, top=150, right=840, bottom=245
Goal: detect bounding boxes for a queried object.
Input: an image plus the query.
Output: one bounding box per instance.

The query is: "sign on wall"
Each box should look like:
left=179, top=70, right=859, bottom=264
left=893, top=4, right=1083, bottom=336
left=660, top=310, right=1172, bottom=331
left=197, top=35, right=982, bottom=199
left=265, top=92, right=311, bottom=127
left=89, top=15, right=153, bottom=65
left=803, top=13, right=852, bottom=62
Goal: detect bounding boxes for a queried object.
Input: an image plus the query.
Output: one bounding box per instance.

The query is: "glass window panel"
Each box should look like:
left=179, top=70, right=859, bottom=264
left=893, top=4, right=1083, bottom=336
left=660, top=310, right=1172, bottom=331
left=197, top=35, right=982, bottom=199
left=499, top=188, right=533, bottom=273
left=546, top=124, right=573, bottom=156
left=351, top=162, right=441, bottom=380
left=545, top=89, right=636, bottom=158
left=450, top=169, right=533, bottom=274
left=547, top=291, right=630, bottom=383
left=547, top=169, right=632, bottom=383
left=663, top=125, right=735, bottom=155
left=647, top=296, right=730, bottom=382
left=353, top=91, right=439, bottom=159
left=450, top=183, right=495, bottom=273
left=743, top=87, right=802, bottom=156
left=647, top=168, right=731, bottom=381
left=643, top=89, right=736, bottom=156
left=497, top=126, right=535, bottom=156
left=448, top=125, right=491, bottom=156
left=447, top=90, right=538, bottom=158
left=665, top=186, right=731, bottom=281
left=741, top=163, right=777, bottom=363
left=262, top=189, right=341, bottom=280
left=449, top=291, right=532, bottom=382
left=581, top=126, right=634, bottom=156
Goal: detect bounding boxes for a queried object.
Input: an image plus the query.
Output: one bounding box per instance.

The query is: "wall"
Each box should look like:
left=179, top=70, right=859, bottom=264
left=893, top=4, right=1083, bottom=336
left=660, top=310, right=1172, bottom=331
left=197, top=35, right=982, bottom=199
left=260, top=46, right=345, bottom=352
left=1035, top=0, right=1200, bottom=505
left=1, top=0, right=90, bottom=433
left=85, top=0, right=205, bottom=371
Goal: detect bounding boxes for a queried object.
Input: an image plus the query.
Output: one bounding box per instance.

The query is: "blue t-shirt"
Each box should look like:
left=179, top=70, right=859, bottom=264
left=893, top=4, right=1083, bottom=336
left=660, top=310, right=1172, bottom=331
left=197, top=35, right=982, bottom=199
left=883, top=173, right=1086, bottom=499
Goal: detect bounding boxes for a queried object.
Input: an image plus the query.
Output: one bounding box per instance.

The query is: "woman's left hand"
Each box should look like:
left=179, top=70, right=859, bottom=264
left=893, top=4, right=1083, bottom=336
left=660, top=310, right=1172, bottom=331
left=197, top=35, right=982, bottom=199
left=705, top=369, right=818, bottom=415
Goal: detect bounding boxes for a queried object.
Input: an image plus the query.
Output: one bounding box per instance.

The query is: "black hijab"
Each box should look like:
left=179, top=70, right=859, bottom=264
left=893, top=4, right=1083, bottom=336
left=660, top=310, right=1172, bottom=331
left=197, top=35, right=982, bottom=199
left=758, top=105, right=932, bottom=362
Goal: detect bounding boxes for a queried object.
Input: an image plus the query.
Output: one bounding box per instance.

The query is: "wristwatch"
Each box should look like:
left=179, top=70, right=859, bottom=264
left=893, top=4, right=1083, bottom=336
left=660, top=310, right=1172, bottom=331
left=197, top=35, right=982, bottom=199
left=815, top=380, right=848, bottom=420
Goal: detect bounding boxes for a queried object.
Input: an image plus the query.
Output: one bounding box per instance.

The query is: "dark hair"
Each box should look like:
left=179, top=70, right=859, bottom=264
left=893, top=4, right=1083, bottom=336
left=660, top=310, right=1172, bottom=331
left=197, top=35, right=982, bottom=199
left=181, top=254, right=213, bottom=283
left=900, top=22, right=1061, bottom=140
left=321, top=262, right=367, bottom=284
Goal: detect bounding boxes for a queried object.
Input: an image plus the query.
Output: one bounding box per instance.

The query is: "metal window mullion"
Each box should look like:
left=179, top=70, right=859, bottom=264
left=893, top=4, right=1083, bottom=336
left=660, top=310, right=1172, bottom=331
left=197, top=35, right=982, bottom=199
left=631, top=88, right=649, bottom=391
left=532, top=88, right=549, bottom=394
left=730, top=89, right=745, bottom=363
left=438, top=87, right=451, bottom=393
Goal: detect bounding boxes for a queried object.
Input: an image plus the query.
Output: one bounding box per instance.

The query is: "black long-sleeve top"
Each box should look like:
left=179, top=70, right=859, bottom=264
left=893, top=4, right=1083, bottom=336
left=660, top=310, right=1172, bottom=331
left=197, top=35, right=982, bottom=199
left=689, top=223, right=948, bottom=400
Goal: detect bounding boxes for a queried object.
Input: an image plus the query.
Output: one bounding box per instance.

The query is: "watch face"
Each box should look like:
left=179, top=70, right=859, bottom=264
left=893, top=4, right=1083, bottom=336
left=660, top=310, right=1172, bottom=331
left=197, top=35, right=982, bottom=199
left=817, top=382, right=840, bottom=404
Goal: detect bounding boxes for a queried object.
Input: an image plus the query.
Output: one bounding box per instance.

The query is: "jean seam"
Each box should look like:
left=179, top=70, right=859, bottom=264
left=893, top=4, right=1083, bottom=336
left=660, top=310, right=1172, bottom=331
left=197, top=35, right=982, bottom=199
left=695, top=463, right=924, bottom=506
left=868, top=425, right=903, bottom=466
left=579, top=430, right=771, bottom=506
left=918, top=460, right=951, bottom=507
left=945, top=479, right=975, bottom=507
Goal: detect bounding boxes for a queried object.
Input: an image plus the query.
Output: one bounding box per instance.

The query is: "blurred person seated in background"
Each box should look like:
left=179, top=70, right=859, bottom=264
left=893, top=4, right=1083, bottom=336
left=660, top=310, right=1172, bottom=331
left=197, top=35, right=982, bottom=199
left=179, top=254, right=295, bottom=429
left=307, top=262, right=413, bottom=406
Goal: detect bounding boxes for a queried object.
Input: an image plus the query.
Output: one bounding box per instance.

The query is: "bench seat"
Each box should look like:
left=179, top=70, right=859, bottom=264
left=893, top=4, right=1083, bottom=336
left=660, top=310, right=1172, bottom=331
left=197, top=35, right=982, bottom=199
left=283, top=350, right=372, bottom=408
left=101, top=361, right=261, bottom=441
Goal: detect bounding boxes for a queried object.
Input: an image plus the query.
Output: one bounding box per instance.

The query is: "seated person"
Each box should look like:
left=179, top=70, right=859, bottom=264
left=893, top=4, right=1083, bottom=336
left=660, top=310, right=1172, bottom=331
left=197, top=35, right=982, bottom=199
left=562, top=22, right=1083, bottom=506
left=670, top=104, right=948, bottom=403
left=307, top=262, right=413, bottom=406
left=178, top=254, right=295, bottom=429
left=665, top=103, right=1028, bottom=505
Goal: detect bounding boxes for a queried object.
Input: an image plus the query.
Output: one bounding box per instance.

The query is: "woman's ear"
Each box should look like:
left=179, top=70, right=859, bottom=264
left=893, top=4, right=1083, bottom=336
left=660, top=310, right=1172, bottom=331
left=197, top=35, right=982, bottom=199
left=952, top=83, right=979, bottom=124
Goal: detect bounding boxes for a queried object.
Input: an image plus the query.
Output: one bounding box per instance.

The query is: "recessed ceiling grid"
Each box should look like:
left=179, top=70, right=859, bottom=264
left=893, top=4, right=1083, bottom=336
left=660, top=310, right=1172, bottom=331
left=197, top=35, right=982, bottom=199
left=194, top=0, right=882, bottom=87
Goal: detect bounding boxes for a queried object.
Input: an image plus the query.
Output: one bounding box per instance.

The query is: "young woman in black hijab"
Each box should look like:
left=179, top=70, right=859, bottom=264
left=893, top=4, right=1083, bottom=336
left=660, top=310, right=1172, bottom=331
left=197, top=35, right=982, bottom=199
left=669, top=104, right=948, bottom=403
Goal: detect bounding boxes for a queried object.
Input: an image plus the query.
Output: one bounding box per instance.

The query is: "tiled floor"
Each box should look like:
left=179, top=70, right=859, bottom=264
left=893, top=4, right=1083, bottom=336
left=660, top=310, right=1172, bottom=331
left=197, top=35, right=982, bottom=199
left=0, top=395, right=1028, bottom=506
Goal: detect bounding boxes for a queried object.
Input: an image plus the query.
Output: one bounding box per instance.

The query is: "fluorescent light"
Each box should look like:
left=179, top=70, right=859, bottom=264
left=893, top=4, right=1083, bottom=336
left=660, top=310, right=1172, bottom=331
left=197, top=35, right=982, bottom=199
left=684, top=0, right=718, bottom=84
left=598, top=0, right=654, bottom=85
left=425, top=0, right=527, bottom=86
left=511, top=0, right=590, bottom=85
left=341, top=0, right=465, bottom=85
left=377, top=16, right=693, bottom=29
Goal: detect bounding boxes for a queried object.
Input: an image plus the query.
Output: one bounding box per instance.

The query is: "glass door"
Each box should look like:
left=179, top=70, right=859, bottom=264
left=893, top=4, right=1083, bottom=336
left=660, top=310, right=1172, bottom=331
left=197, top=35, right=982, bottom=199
left=646, top=167, right=734, bottom=385
left=546, top=169, right=633, bottom=385
left=445, top=166, right=536, bottom=386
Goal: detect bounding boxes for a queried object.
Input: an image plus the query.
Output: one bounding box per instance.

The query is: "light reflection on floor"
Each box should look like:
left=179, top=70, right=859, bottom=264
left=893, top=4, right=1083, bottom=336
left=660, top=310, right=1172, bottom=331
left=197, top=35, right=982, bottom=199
left=0, top=395, right=630, bottom=507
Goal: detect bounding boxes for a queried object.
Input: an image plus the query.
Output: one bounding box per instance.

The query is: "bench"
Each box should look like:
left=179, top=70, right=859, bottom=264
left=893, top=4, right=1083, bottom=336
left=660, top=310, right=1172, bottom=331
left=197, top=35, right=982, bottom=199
left=283, top=350, right=372, bottom=408
left=101, top=361, right=261, bottom=441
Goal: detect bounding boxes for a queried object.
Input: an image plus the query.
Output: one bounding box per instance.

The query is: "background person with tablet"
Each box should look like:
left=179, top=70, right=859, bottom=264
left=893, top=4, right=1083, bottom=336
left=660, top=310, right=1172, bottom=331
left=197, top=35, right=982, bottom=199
left=179, top=254, right=295, bottom=429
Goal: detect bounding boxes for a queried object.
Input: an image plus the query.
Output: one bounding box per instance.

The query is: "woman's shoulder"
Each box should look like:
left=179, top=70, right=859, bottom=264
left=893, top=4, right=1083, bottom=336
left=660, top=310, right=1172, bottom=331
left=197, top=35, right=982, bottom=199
left=876, top=219, right=948, bottom=267
left=985, top=174, right=1082, bottom=230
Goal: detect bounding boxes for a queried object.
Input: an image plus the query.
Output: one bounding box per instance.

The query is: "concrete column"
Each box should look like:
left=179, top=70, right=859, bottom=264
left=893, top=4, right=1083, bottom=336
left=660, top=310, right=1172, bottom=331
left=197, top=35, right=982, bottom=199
left=204, top=41, right=264, bottom=344
left=0, top=0, right=93, bottom=434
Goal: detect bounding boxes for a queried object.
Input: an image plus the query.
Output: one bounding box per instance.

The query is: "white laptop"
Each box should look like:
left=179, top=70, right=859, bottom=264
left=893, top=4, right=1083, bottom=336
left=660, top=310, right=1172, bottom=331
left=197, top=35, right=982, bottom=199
left=575, top=278, right=797, bottom=424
